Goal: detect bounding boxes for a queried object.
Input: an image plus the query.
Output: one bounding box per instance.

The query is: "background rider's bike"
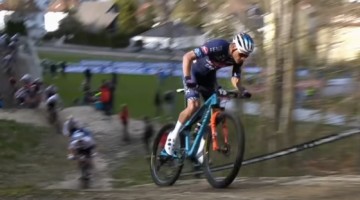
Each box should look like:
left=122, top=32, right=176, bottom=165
left=76, top=149, right=93, bottom=189
left=47, top=105, right=62, bottom=134
left=48, top=106, right=57, bottom=124
left=150, top=88, right=250, bottom=188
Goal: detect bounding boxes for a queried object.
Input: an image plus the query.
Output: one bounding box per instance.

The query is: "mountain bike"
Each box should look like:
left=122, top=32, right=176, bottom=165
left=47, top=103, right=62, bottom=134
left=150, top=88, right=249, bottom=188
left=76, top=149, right=93, bottom=189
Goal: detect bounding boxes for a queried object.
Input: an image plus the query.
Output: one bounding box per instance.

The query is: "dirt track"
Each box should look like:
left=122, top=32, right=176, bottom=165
left=1, top=108, right=359, bottom=200
left=96, top=176, right=360, bottom=200
left=7, top=176, right=360, bottom=200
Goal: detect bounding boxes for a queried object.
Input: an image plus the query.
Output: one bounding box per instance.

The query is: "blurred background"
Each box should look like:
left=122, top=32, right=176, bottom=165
left=0, top=0, right=359, bottom=179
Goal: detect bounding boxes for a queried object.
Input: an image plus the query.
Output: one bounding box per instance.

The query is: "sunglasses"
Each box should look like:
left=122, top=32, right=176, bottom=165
left=238, top=53, right=249, bottom=58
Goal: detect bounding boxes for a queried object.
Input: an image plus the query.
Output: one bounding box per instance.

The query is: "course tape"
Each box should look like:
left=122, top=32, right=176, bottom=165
left=181, top=128, right=360, bottom=176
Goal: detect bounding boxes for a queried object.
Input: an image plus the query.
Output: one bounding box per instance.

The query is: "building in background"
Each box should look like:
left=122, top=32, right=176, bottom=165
left=131, top=20, right=206, bottom=50
left=74, top=1, right=119, bottom=33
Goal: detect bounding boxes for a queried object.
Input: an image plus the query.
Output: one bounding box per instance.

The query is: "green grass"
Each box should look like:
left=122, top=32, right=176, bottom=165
left=44, top=74, right=185, bottom=119
left=111, top=155, right=152, bottom=187
left=0, top=120, right=72, bottom=188
left=38, top=51, right=169, bottom=63
left=0, top=120, right=41, bottom=160
left=0, top=187, right=79, bottom=199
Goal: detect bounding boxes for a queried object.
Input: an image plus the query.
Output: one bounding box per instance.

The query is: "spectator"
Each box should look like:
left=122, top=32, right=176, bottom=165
left=60, top=61, right=67, bottom=77
left=9, top=76, right=17, bottom=94
left=108, top=80, right=116, bottom=114
left=0, top=94, right=3, bottom=108
left=83, top=90, right=93, bottom=105
left=50, top=63, right=57, bottom=78
left=81, top=80, right=91, bottom=93
left=119, top=104, right=130, bottom=143
left=100, top=80, right=111, bottom=115
left=84, top=68, right=92, bottom=83
left=163, top=90, right=176, bottom=120
left=111, top=72, right=118, bottom=87
left=154, top=90, right=162, bottom=117
left=156, top=67, right=168, bottom=86
left=142, top=116, right=154, bottom=155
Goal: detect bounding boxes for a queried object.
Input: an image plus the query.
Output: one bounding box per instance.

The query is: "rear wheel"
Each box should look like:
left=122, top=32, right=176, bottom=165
left=203, top=111, right=245, bottom=188
left=150, top=123, right=184, bottom=186
left=79, top=158, right=91, bottom=189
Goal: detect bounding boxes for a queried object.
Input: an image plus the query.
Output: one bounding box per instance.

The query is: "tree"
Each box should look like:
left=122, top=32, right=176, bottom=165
left=57, top=12, right=83, bottom=36
left=261, top=0, right=283, bottom=133
left=138, top=2, right=157, bottom=29
left=278, top=0, right=298, bottom=151
left=171, top=0, right=205, bottom=28
left=115, top=0, right=139, bottom=35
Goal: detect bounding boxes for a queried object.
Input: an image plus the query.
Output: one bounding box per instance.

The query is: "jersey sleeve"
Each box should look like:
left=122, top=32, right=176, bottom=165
left=193, top=44, right=211, bottom=59
left=192, top=39, right=228, bottom=59
left=232, top=64, right=242, bottom=78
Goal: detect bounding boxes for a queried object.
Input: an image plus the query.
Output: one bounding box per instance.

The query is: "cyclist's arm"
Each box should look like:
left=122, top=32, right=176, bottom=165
left=182, top=51, right=197, bottom=77
left=185, top=44, right=212, bottom=77
left=231, top=65, right=243, bottom=91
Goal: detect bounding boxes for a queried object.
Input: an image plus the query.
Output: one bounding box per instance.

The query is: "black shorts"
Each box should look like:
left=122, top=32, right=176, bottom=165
left=184, top=58, right=217, bottom=101
left=76, top=145, right=95, bottom=158
left=47, top=102, right=56, bottom=111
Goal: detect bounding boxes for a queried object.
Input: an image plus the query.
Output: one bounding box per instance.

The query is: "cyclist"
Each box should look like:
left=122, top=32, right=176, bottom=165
left=45, top=91, right=62, bottom=113
left=68, top=129, right=96, bottom=160
left=62, top=116, right=95, bottom=160
left=164, top=32, right=254, bottom=162
left=44, top=85, right=57, bottom=99
left=19, top=73, right=33, bottom=87
left=13, top=74, right=32, bottom=106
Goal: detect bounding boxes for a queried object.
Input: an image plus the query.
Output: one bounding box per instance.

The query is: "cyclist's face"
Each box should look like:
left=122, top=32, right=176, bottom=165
left=232, top=50, right=249, bottom=64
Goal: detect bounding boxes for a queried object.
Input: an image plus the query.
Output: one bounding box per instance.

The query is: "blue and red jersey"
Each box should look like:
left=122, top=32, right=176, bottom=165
left=192, top=39, right=242, bottom=78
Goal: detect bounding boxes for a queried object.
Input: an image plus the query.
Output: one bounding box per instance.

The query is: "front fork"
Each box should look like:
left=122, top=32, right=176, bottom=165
left=210, top=108, right=228, bottom=151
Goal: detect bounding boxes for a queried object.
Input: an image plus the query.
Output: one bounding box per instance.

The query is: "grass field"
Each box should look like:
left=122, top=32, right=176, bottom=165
left=41, top=56, right=232, bottom=119
left=38, top=51, right=169, bottom=63
left=0, top=120, right=72, bottom=188
left=40, top=51, right=188, bottom=119
left=43, top=73, right=186, bottom=119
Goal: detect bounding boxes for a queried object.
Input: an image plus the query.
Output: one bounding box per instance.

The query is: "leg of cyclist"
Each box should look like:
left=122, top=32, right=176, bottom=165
left=164, top=59, right=207, bottom=156
left=164, top=64, right=217, bottom=157
left=193, top=72, right=217, bottom=164
left=164, top=79, right=200, bottom=156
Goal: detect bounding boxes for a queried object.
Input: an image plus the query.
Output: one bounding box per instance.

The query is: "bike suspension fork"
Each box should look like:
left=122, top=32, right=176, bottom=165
left=210, top=109, right=228, bottom=151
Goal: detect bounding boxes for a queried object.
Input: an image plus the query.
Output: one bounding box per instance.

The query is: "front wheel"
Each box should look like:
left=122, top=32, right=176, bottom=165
left=150, top=123, right=184, bottom=186
left=203, top=111, right=245, bottom=188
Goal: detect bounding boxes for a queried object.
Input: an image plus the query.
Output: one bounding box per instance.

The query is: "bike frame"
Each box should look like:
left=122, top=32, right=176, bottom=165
left=178, top=93, right=221, bottom=158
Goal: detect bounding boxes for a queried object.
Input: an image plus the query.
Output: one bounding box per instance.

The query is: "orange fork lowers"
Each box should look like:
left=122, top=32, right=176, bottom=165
left=210, top=110, right=229, bottom=151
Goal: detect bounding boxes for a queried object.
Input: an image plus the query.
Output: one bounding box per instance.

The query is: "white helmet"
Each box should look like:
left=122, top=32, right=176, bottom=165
left=66, top=115, right=80, bottom=133
left=33, top=78, right=43, bottom=84
left=46, top=85, right=58, bottom=93
left=20, top=74, right=32, bottom=84
left=233, top=32, right=255, bottom=55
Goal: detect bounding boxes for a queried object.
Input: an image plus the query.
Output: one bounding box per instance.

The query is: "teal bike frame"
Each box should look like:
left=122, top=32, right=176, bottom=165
left=166, top=91, right=221, bottom=159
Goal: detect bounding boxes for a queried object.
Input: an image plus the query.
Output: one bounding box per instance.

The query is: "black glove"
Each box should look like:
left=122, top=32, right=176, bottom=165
left=184, top=76, right=197, bottom=88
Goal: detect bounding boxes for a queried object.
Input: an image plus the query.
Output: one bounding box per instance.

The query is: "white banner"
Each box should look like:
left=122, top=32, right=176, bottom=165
left=65, top=60, right=262, bottom=78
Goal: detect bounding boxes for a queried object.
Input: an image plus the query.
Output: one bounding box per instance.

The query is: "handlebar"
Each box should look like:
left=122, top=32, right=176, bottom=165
left=175, top=88, right=251, bottom=99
